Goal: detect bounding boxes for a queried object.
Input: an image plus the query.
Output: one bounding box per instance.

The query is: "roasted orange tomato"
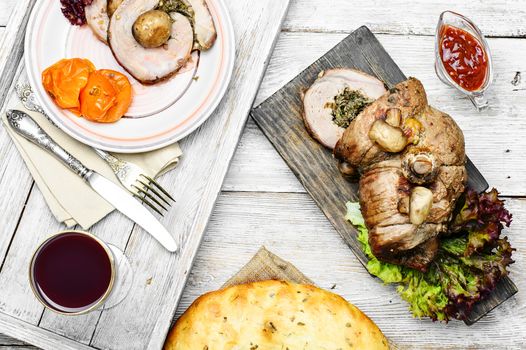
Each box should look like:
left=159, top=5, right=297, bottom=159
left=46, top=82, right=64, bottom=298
left=97, top=70, right=132, bottom=123
left=42, top=58, right=95, bottom=111
left=80, top=69, right=132, bottom=123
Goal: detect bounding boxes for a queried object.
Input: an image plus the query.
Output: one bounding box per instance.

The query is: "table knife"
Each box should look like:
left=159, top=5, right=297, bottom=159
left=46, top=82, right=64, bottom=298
left=6, top=110, right=178, bottom=253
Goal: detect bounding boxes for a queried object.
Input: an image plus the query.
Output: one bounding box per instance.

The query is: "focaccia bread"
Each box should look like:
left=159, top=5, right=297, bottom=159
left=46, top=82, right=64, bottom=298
left=164, top=280, right=388, bottom=349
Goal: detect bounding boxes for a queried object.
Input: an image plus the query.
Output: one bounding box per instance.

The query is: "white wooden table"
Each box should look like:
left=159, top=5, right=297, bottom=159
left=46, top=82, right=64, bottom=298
left=1, top=1, right=525, bottom=349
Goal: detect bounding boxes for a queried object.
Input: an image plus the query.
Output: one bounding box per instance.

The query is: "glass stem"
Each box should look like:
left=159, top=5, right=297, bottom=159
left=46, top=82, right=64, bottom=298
left=470, top=93, right=489, bottom=111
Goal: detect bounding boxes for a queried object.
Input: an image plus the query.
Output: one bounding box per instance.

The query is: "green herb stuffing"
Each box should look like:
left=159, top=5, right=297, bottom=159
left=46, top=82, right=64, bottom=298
left=328, top=88, right=373, bottom=128
left=157, top=0, right=194, bottom=18
left=345, top=189, right=514, bottom=321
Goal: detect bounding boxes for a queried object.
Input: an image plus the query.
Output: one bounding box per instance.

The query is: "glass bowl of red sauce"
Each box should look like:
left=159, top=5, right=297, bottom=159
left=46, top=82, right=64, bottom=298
left=435, top=11, right=493, bottom=110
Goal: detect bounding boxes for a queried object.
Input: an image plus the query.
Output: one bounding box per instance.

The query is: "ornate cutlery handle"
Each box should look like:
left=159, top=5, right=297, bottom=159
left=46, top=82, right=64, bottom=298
left=6, top=110, right=92, bottom=180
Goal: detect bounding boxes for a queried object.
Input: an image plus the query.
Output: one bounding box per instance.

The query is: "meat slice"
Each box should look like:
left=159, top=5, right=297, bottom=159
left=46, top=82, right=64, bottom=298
left=302, top=69, right=386, bottom=149
left=85, top=0, right=110, bottom=43
left=108, top=0, right=194, bottom=84
left=183, top=0, right=217, bottom=50
left=335, top=78, right=467, bottom=271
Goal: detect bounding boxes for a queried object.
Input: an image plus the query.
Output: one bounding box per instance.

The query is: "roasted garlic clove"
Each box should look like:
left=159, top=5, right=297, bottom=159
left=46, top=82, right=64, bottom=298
left=368, top=119, right=408, bottom=153
left=409, top=186, right=433, bottom=225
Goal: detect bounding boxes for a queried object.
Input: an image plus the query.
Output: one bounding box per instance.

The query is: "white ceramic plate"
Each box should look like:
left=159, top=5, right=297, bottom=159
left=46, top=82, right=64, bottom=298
left=25, top=0, right=235, bottom=153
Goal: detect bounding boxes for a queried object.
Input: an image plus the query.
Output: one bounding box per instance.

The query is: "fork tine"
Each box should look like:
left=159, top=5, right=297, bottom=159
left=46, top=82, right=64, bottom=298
left=137, top=179, right=172, bottom=206
left=132, top=184, right=168, bottom=211
left=132, top=193, right=164, bottom=216
left=140, top=174, right=175, bottom=202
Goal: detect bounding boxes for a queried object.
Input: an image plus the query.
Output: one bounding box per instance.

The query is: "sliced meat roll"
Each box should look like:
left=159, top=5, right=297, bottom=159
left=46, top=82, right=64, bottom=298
left=183, top=0, right=217, bottom=50
left=85, top=0, right=110, bottom=43
left=302, top=69, right=386, bottom=149
left=109, top=0, right=194, bottom=84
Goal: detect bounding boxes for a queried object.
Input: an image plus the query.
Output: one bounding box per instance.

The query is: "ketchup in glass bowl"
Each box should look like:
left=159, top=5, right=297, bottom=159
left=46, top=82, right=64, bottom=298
left=435, top=11, right=493, bottom=110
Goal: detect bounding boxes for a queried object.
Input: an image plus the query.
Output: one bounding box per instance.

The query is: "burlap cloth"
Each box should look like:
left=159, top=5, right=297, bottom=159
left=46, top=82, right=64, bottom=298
left=222, top=246, right=313, bottom=288
left=186, top=246, right=399, bottom=349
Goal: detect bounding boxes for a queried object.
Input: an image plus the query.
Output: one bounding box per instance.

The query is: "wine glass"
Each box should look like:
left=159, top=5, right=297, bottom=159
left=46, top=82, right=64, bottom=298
left=29, top=230, right=133, bottom=315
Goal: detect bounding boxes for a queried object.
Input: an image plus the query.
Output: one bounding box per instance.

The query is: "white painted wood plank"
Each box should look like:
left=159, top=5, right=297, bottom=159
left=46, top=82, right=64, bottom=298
left=0, top=63, right=35, bottom=271
left=284, top=0, right=526, bottom=37
left=0, top=184, right=64, bottom=323
left=224, top=32, right=526, bottom=196
left=3, top=0, right=526, bottom=38
left=0, top=0, right=525, bottom=348
left=223, top=119, right=304, bottom=192
left=90, top=1, right=290, bottom=349
left=175, top=192, right=526, bottom=349
left=0, top=312, right=94, bottom=350
left=0, top=0, right=35, bottom=106
left=0, top=333, right=30, bottom=346
left=0, top=0, right=17, bottom=27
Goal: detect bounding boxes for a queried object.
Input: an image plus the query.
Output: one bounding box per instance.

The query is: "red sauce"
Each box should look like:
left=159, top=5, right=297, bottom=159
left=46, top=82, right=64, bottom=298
left=439, top=25, right=488, bottom=91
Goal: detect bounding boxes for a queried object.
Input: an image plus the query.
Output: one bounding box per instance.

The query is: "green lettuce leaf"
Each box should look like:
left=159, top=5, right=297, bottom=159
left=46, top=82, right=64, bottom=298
left=345, top=189, right=514, bottom=322
left=346, top=202, right=403, bottom=283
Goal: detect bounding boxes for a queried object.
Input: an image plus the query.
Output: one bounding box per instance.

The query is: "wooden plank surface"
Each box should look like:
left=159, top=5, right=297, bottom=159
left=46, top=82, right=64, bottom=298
left=177, top=192, right=525, bottom=349
left=0, top=0, right=290, bottom=349
left=1, top=0, right=525, bottom=349
left=228, top=32, right=526, bottom=197
left=0, top=0, right=17, bottom=26
left=283, top=0, right=526, bottom=37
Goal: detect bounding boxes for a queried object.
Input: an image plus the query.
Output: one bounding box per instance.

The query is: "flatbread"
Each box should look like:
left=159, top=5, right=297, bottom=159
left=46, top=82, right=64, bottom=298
left=164, top=280, right=389, bottom=349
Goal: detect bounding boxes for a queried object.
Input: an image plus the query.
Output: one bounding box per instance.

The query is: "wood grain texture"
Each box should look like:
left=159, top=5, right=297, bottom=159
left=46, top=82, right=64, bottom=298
left=0, top=312, right=93, bottom=350
left=251, top=26, right=516, bottom=325
left=0, top=0, right=289, bottom=349
left=0, top=63, right=35, bottom=276
left=283, top=0, right=526, bottom=37
left=174, top=192, right=525, bottom=349
left=0, top=0, right=17, bottom=26
left=3, top=0, right=526, bottom=38
left=226, top=32, right=526, bottom=196
left=0, top=0, right=36, bottom=109
left=0, top=0, right=525, bottom=348
left=91, top=2, right=289, bottom=350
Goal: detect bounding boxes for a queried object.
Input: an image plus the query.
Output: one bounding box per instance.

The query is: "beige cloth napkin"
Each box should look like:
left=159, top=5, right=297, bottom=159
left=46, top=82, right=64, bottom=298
left=220, top=247, right=398, bottom=349
left=1, top=103, right=182, bottom=229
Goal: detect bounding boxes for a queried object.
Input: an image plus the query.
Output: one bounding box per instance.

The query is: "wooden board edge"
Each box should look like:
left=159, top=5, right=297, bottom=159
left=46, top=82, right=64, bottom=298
left=464, top=277, right=518, bottom=325
left=0, top=311, right=93, bottom=350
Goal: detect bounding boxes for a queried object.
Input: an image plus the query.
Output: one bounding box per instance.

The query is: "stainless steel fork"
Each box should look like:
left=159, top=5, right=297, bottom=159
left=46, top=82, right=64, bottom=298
left=92, top=149, right=174, bottom=215
left=15, top=83, right=174, bottom=215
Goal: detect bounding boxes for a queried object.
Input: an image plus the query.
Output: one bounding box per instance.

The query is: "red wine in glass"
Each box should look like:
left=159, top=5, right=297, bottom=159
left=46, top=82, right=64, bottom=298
left=30, top=231, right=115, bottom=314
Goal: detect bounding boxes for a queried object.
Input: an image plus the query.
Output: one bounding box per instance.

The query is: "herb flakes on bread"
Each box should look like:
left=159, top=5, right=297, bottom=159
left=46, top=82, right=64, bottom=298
left=164, top=280, right=388, bottom=349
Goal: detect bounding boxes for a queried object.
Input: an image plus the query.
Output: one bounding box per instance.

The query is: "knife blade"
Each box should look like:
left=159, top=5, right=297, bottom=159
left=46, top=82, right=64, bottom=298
left=87, top=172, right=178, bottom=252
left=6, top=109, right=178, bottom=252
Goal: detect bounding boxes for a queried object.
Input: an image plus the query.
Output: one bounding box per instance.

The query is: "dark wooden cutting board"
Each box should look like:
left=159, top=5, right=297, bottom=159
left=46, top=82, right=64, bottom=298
left=250, top=25, right=517, bottom=325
